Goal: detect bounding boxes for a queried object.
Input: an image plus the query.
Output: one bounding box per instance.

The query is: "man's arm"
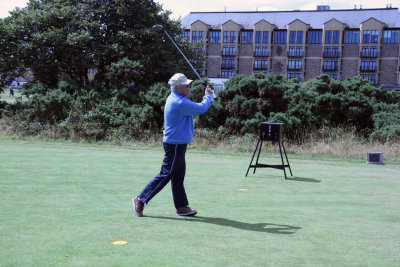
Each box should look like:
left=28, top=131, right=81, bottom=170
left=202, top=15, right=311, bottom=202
left=179, top=87, right=214, bottom=116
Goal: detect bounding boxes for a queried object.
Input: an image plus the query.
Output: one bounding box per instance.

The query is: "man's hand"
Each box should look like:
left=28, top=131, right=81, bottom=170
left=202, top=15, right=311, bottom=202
left=205, top=86, right=214, bottom=95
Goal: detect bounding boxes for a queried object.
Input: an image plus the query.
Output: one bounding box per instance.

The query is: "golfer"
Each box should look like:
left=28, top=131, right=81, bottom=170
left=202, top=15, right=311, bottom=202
left=133, top=73, right=213, bottom=217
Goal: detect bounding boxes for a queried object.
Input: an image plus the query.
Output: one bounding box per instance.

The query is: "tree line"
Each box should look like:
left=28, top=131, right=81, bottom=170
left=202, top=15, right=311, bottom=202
left=0, top=0, right=399, bottom=143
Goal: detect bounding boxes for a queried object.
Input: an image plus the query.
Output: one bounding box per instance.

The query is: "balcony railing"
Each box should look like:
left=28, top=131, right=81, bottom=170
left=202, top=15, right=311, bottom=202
left=253, top=65, right=268, bottom=70
left=221, top=51, right=236, bottom=57
left=287, top=52, right=303, bottom=57
left=221, top=64, right=235, bottom=70
left=287, top=66, right=302, bottom=71
left=254, top=52, right=269, bottom=57
left=359, top=67, right=376, bottom=72
left=323, top=52, right=340, bottom=58
left=323, top=66, right=338, bottom=71
left=360, top=52, right=379, bottom=58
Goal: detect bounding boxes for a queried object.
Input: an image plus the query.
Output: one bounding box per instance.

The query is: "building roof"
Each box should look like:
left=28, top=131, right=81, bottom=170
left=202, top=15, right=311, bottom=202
left=180, top=8, right=400, bottom=29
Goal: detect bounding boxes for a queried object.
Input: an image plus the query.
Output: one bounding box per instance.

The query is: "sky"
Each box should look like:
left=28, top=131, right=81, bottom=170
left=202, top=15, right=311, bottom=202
left=0, top=0, right=395, bottom=19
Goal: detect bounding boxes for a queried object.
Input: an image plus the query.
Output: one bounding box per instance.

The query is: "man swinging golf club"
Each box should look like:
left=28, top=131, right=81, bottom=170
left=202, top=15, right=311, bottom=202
left=133, top=73, right=213, bottom=216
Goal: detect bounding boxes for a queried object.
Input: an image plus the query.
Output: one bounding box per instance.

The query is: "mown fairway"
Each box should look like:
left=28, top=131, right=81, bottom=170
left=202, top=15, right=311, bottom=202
left=0, top=89, right=27, bottom=104
left=0, top=137, right=399, bottom=266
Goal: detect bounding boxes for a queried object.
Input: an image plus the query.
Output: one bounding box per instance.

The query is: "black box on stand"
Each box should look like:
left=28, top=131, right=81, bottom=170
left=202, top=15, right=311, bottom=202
left=260, top=122, right=283, bottom=142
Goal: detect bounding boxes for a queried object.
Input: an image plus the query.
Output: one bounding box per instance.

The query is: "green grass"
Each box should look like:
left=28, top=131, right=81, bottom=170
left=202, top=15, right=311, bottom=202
left=0, top=137, right=399, bottom=266
left=0, top=89, right=27, bottom=103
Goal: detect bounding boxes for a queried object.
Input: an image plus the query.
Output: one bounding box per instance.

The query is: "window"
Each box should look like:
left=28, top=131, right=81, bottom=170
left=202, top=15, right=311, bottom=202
left=297, top=31, right=303, bottom=44
left=222, top=46, right=235, bottom=56
left=192, top=31, right=198, bottom=42
left=295, top=72, right=302, bottom=81
left=325, top=30, right=340, bottom=43
left=344, top=31, right=359, bottom=44
left=223, top=31, right=229, bottom=43
left=222, top=70, right=235, bottom=78
left=262, top=31, right=269, bottom=43
left=255, top=46, right=261, bottom=56
left=288, top=59, right=302, bottom=70
left=361, top=46, right=369, bottom=57
left=230, top=31, right=236, bottom=43
left=361, top=46, right=378, bottom=57
left=256, top=31, right=262, bottom=43
left=296, top=47, right=303, bottom=56
left=369, top=60, right=376, bottom=71
left=371, top=30, right=378, bottom=43
left=332, top=46, right=339, bottom=57
left=363, top=30, right=370, bottom=43
left=222, top=58, right=235, bottom=68
left=369, top=74, right=376, bottom=83
left=308, top=31, right=322, bottom=44
left=332, top=31, right=340, bottom=43
left=362, top=30, right=379, bottom=44
left=255, top=46, right=268, bottom=57
left=323, top=59, right=338, bottom=71
left=361, top=73, right=376, bottom=83
left=324, top=46, right=331, bottom=57
left=330, top=72, right=337, bottom=79
left=209, top=31, right=221, bottom=43
left=274, top=31, right=286, bottom=44
left=288, top=46, right=302, bottom=57
left=325, top=30, right=332, bottom=44
left=324, top=46, right=339, bottom=57
left=262, top=47, right=268, bottom=56
left=383, top=30, right=399, bottom=44
left=361, top=60, right=376, bottom=71
left=290, top=31, right=296, bottom=44
left=288, top=46, right=296, bottom=56
left=288, top=72, right=301, bottom=81
left=290, top=31, right=303, bottom=44
left=241, top=31, right=253, bottom=44
left=180, top=31, right=190, bottom=42
left=370, top=46, right=377, bottom=57
left=361, top=60, right=368, bottom=71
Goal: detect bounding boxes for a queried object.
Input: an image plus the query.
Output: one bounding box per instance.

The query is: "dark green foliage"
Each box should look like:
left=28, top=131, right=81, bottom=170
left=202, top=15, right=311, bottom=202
left=0, top=0, right=202, bottom=88
left=1, top=74, right=400, bottom=143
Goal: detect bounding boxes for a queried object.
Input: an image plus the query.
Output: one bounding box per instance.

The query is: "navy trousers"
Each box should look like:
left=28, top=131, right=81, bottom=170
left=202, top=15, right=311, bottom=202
left=138, top=143, right=188, bottom=209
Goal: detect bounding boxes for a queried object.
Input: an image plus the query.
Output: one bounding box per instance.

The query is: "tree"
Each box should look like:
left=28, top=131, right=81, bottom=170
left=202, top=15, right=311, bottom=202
left=0, top=0, right=203, bottom=88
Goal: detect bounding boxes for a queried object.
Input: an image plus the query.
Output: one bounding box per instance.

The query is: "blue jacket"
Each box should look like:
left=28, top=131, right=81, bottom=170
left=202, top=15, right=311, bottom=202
left=163, top=91, right=213, bottom=144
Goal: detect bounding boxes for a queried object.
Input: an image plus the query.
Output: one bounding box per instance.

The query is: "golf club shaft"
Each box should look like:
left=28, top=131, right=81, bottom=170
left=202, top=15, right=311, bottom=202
left=153, top=25, right=205, bottom=84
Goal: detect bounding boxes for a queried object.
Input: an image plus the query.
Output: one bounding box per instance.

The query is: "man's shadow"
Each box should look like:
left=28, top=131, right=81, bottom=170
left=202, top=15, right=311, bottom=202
left=145, top=215, right=301, bottom=234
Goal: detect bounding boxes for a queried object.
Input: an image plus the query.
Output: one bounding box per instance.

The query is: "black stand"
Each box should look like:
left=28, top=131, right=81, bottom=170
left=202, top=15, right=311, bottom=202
left=245, top=138, right=293, bottom=179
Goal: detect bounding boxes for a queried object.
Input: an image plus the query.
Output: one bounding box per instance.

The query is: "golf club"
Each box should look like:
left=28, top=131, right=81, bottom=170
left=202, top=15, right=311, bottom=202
left=152, top=24, right=215, bottom=97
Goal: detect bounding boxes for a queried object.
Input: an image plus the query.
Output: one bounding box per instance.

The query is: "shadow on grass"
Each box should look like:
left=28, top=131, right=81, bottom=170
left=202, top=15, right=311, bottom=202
left=286, top=176, right=321, bottom=183
left=145, top=215, right=301, bottom=234
left=246, top=174, right=321, bottom=183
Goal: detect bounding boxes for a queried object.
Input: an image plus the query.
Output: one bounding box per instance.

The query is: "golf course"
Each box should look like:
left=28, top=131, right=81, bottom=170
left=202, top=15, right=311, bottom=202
left=1, top=136, right=399, bottom=266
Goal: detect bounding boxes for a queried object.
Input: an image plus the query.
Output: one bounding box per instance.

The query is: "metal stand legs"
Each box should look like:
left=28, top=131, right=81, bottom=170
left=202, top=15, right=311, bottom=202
left=245, top=139, right=293, bottom=179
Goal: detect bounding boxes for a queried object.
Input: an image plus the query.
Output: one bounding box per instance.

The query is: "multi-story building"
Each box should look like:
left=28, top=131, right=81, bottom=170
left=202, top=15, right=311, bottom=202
left=180, top=6, right=400, bottom=88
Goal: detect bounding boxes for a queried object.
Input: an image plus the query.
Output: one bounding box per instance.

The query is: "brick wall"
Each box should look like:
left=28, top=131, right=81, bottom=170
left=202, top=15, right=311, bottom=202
left=271, top=59, right=286, bottom=74
left=305, top=59, right=321, bottom=80
left=207, top=57, right=221, bottom=77
left=239, top=44, right=253, bottom=56
left=342, top=44, right=359, bottom=57
left=341, top=59, right=358, bottom=78
left=380, top=59, right=398, bottom=85
left=381, top=44, right=399, bottom=58
left=238, top=58, right=252, bottom=75
left=306, top=44, right=322, bottom=57
left=207, top=44, right=221, bottom=56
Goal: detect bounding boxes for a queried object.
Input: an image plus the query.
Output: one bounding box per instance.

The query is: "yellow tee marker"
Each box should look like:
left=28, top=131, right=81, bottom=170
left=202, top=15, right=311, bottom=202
left=239, top=189, right=248, bottom=191
left=112, top=241, right=128, bottom=245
